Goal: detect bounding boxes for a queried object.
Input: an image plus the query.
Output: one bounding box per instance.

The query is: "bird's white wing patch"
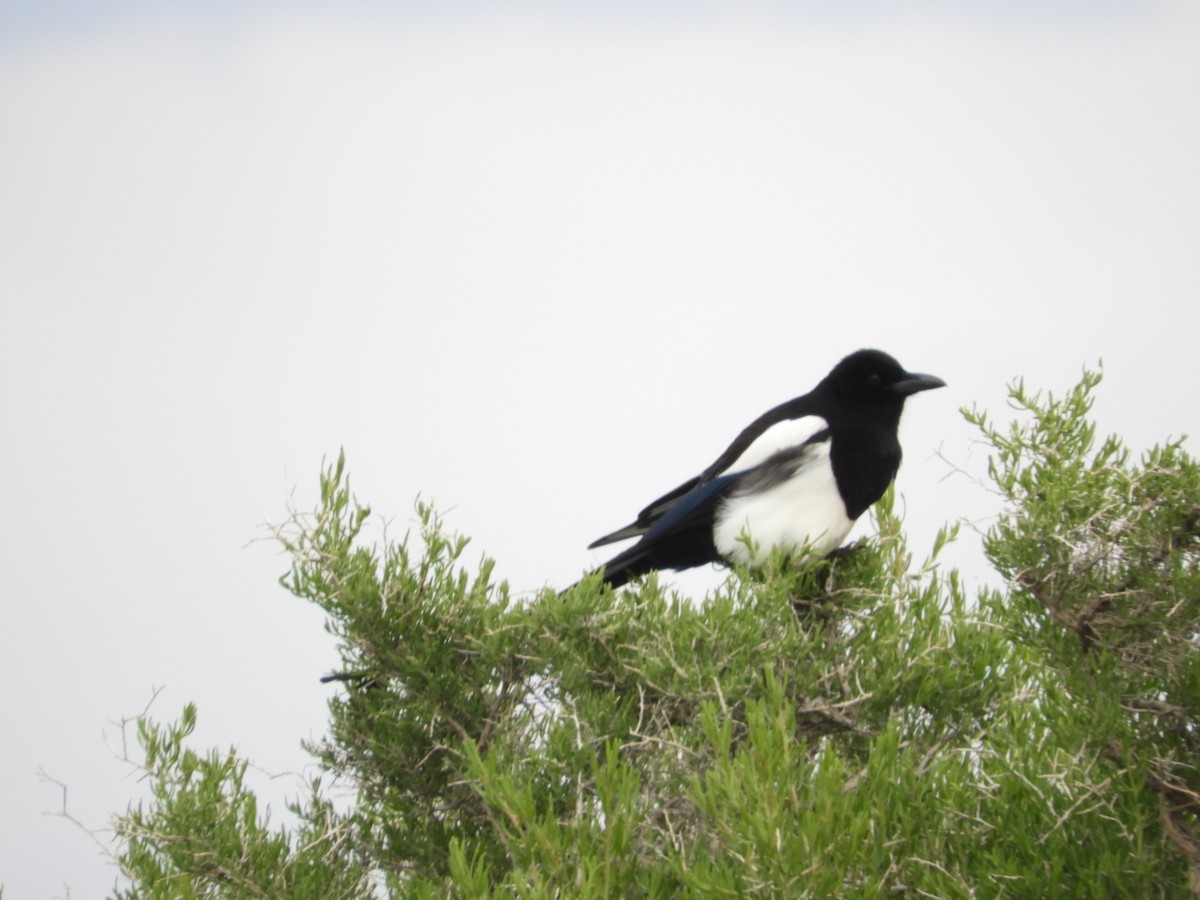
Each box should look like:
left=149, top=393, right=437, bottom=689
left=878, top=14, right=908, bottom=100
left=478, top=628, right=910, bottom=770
left=713, top=439, right=854, bottom=566
left=720, top=415, right=830, bottom=476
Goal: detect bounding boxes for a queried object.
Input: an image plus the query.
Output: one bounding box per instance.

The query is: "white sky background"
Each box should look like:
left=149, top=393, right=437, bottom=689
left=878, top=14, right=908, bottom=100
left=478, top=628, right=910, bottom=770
left=3, top=1, right=1199, bottom=895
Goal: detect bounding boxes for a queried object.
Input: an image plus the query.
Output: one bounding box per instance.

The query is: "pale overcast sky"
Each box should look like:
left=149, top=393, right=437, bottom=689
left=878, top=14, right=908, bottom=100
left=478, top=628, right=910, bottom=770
left=3, top=1, right=1199, bottom=895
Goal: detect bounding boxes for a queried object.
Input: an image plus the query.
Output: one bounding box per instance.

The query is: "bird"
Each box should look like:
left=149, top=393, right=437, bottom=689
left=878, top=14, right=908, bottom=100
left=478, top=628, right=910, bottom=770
left=579, top=349, right=945, bottom=589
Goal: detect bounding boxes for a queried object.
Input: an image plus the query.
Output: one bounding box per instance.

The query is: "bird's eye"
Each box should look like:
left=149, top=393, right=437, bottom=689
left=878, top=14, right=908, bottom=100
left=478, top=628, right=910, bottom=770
left=866, top=373, right=883, bottom=387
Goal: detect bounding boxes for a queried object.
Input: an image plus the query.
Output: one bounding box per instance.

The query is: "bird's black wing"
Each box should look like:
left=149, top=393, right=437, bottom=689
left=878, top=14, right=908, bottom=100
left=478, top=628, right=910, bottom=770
left=587, top=394, right=824, bottom=550
left=594, top=473, right=740, bottom=588
left=695, top=395, right=820, bottom=481
left=587, top=475, right=702, bottom=549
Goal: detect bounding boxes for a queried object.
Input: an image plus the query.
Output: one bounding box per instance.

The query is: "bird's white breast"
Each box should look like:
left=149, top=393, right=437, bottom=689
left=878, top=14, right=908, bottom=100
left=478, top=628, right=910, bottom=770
left=713, top=439, right=854, bottom=565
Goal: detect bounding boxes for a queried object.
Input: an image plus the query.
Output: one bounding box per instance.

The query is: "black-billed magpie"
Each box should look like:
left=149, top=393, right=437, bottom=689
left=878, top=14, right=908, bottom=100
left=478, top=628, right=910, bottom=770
left=581, top=349, right=945, bottom=589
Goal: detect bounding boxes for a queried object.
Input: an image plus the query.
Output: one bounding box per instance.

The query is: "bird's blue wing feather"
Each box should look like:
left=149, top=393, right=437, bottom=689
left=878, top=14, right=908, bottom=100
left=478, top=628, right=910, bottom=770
left=641, top=473, right=740, bottom=540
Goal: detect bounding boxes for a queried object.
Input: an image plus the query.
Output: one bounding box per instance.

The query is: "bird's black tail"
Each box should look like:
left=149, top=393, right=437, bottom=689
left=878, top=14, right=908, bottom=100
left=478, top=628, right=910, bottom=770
left=591, top=543, right=657, bottom=590
left=564, top=518, right=723, bottom=594
left=560, top=543, right=655, bottom=596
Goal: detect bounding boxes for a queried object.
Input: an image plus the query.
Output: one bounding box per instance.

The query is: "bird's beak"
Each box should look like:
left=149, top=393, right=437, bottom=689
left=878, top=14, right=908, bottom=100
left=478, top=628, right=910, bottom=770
left=889, top=372, right=946, bottom=396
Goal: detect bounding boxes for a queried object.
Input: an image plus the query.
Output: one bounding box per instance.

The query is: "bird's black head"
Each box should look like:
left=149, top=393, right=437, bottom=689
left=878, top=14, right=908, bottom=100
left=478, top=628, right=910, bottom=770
left=820, top=349, right=946, bottom=416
